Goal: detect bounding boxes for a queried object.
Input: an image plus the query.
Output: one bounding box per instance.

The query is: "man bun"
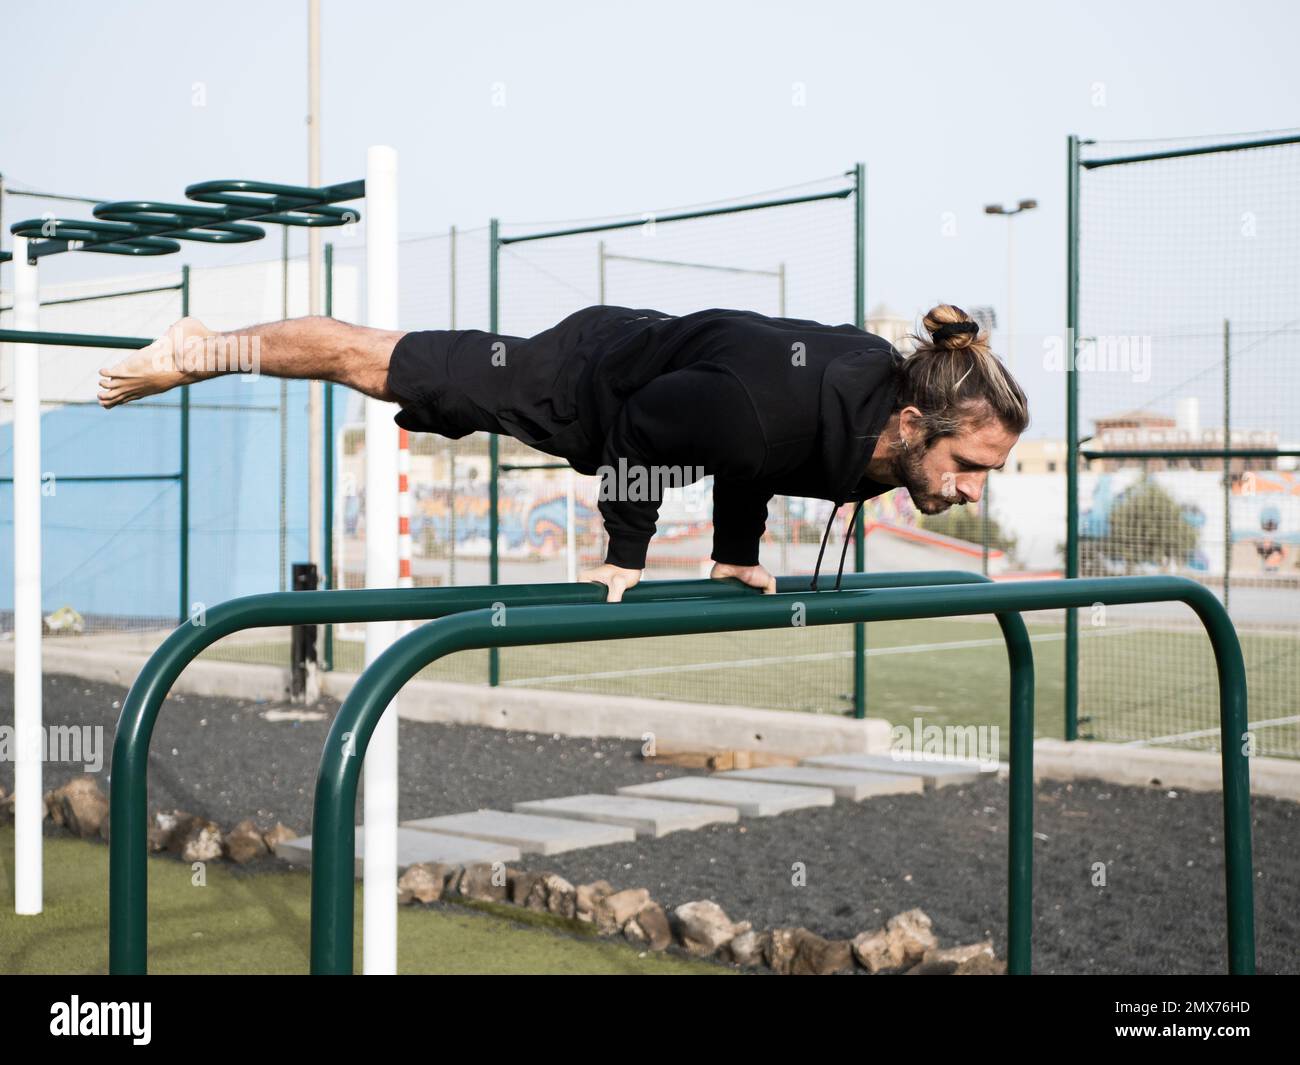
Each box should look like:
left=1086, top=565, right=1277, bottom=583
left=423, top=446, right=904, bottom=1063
left=895, top=302, right=1030, bottom=442
left=921, top=304, right=984, bottom=353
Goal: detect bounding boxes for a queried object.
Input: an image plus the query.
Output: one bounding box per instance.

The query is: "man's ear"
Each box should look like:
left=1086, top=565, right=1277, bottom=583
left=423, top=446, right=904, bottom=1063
left=896, top=405, right=924, bottom=447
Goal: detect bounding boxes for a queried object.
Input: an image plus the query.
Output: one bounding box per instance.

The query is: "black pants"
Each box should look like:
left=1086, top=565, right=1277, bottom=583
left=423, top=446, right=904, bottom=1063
left=384, top=305, right=672, bottom=470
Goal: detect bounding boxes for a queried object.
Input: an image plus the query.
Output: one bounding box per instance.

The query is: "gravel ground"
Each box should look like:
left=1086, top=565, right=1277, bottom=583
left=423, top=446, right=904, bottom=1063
left=3, top=669, right=1297, bottom=974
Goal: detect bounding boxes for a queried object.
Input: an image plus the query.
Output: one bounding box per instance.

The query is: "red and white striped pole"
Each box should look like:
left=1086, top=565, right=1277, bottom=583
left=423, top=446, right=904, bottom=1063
left=398, top=428, right=412, bottom=594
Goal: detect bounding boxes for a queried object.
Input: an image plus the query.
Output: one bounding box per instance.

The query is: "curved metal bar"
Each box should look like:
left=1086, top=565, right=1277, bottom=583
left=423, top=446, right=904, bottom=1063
left=184, top=179, right=361, bottom=226
left=9, top=216, right=187, bottom=255
left=254, top=206, right=357, bottom=227
left=94, top=200, right=232, bottom=223
left=184, top=177, right=350, bottom=204
left=108, top=570, right=992, bottom=974
left=314, top=575, right=1254, bottom=976
left=92, top=201, right=267, bottom=243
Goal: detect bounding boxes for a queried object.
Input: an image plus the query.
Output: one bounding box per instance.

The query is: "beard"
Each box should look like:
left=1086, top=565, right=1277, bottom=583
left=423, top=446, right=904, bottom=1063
left=891, top=443, right=959, bottom=515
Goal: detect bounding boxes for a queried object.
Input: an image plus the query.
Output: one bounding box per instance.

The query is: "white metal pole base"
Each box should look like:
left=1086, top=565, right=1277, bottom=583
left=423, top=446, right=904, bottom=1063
left=362, top=145, right=400, bottom=975
left=12, top=235, right=43, bottom=915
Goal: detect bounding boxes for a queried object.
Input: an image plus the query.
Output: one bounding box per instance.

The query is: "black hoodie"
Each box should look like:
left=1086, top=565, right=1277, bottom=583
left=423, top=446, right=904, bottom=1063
left=568, top=308, right=903, bottom=570
left=390, top=305, right=903, bottom=575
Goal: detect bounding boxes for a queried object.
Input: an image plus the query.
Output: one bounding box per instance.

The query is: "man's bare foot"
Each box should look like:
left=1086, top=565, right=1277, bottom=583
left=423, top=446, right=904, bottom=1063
left=97, top=317, right=215, bottom=409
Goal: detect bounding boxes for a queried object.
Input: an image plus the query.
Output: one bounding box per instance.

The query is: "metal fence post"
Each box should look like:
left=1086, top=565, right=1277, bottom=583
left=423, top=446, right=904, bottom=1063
left=179, top=264, right=191, bottom=625
left=488, top=217, right=501, bottom=686
left=852, top=161, right=867, bottom=719
left=1064, top=134, right=1081, bottom=741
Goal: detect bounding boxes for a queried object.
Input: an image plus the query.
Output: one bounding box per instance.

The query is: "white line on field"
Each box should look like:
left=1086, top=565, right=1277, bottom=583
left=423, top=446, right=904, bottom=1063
left=1119, top=714, right=1300, bottom=747
left=503, top=628, right=1124, bottom=687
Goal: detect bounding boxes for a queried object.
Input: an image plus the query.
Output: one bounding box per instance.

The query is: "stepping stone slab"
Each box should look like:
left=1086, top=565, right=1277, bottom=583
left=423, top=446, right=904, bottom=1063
left=715, top=765, right=924, bottom=800
left=403, top=809, right=636, bottom=854
left=275, top=826, right=520, bottom=877
left=801, top=752, right=989, bottom=788
left=513, top=794, right=739, bottom=837
left=616, top=777, right=834, bottom=816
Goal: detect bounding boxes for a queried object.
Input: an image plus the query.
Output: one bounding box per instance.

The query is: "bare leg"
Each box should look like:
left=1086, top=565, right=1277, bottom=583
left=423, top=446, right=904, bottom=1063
left=97, top=316, right=404, bottom=409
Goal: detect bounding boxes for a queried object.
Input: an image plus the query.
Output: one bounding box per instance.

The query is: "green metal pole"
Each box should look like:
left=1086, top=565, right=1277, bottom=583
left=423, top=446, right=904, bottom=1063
left=1223, top=318, right=1231, bottom=614
left=279, top=227, right=289, bottom=593
left=323, top=242, right=335, bottom=671
left=1064, top=135, right=1081, bottom=741
left=981, top=488, right=991, bottom=575
left=488, top=218, right=501, bottom=687
left=109, top=569, right=979, bottom=973
left=999, top=607, right=1035, bottom=974
left=0, top=329, right=151, bottom=348
left=179, top=265, right=190, bottom=625
left=852, top=161, right=867, bottom=719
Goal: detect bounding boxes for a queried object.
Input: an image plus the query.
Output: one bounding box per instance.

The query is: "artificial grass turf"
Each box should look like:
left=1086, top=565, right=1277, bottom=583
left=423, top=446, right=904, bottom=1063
left=0, top=826, right=726, bottom=975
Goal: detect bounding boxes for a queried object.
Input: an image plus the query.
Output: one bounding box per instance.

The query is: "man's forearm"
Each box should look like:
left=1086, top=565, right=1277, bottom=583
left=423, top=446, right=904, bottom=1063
left=711, top=478, right=773, bottom=566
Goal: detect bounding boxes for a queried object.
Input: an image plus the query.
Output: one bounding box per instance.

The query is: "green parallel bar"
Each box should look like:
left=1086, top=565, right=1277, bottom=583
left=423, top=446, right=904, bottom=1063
left=488, top=217, right=501, bottom=687
left=1064, top=134, right=1081, bottom=742
left=179, top=266, right=190, bottom=625
left=323, top=242, right=335, bottom=671
left=315, top=574, right=1254, bottom=977
left=852, top=161, right=867, bottom=720
left=107, top=570, right=993, bottom=974
left=0, top=328, right=150, bottom=349
left=314, top=583, right=1033, bottom=975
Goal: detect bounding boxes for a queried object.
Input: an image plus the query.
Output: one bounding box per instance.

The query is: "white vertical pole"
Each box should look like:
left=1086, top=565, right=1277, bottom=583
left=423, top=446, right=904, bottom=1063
left=306, top=0, right=325, bottom=694
left=362, top=145, right=399, bottom=975
left=12, top=236, right=42, bottom=915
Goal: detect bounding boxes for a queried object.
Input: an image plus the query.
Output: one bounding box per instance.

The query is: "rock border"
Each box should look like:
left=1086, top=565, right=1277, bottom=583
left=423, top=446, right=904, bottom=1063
left=402, top=860, right=1004, bottom=975
left=11, top=776, right=1005, bottom=975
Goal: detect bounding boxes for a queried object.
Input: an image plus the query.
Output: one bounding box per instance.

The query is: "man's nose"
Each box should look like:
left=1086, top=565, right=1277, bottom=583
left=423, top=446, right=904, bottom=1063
left=958, top=472, right=986, bottom=504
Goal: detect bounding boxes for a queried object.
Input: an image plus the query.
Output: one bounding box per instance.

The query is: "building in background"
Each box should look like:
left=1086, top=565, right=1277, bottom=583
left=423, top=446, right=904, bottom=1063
left=1011, top=438, right=1067, bottom=475
left=1084, top=399, right=1279, bottom=473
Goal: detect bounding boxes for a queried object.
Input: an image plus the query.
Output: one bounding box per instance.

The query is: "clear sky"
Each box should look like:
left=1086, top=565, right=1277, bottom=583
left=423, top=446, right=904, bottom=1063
left=3, top=0, right=1298, bottom=439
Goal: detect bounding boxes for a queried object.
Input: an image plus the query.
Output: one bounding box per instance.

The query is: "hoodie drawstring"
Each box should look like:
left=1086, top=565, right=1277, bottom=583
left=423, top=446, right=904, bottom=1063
left=809, top=499, right=865, bottom=593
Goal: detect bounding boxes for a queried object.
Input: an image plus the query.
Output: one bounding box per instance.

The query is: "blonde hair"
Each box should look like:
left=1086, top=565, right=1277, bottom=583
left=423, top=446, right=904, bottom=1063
left=896, top=303, right=1029, bottom=444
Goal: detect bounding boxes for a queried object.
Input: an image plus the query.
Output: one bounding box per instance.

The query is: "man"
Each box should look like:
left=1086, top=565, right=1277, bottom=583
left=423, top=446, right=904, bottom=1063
left=98, top=303, right=1028, bottom=600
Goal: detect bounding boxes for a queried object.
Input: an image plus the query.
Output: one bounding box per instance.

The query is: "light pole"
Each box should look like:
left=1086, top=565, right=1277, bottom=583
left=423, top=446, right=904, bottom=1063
left=983, top=199, right=1038, bottom=378
left=981, top=198, right=1037, bottom=572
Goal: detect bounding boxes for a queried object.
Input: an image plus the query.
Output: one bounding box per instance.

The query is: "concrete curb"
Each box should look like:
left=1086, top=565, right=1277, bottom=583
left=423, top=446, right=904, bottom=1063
left=1028, top=738, right=1300, bottom=802
left=320, top=670, right=890, bottom=756
left=5, top=641, right=1297, bottom=799
left=0, top=640, right=890, bottom=758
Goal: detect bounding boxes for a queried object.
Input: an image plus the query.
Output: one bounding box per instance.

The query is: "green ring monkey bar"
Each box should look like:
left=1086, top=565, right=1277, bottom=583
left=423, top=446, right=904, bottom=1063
left=8, top=178, right=363, bottom=261
left=311, top=574, right=1253, bottom=977
left=109, top=570, right=1003, bottom=974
